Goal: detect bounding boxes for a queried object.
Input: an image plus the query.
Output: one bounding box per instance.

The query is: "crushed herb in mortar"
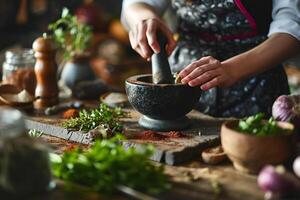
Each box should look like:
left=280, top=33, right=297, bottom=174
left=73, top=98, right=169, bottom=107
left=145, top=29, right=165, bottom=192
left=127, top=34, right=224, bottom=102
left=50, top=135, right=170, bottom=194
left=236, top=113, right=288, bottom=136
left=62, top=104, right=125, bottom=134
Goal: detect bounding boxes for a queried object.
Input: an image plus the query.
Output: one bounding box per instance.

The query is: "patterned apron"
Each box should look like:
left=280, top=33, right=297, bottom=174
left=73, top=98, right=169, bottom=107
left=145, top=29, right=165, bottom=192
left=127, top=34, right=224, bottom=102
left=169, top=0, right=289, bottom=118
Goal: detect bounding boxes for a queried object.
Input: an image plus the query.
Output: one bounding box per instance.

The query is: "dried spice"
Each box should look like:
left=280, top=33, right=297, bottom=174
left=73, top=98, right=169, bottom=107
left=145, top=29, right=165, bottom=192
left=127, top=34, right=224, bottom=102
left=141, top=130, right=165, bottom=140
left=63, top=143, right=80, bottom=152
left=167, top=131, right=185, bottom=138
left=136, top=130, right=166, bottom=141
left=132, top=130, right=186, bottom=141
left=62, top=108, right=79, bottom=119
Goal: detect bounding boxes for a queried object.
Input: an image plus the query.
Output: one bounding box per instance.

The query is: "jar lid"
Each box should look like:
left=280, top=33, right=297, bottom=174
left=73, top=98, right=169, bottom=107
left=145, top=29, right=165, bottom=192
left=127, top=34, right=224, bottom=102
left=0, top=107, right=26, bottom=138
left=5, top=48, right=35, bottom=65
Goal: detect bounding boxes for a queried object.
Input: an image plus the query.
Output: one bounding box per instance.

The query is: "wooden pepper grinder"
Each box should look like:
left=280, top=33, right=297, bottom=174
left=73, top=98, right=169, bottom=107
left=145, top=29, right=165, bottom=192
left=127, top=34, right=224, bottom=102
left=33, top=34, right=59, bottom=109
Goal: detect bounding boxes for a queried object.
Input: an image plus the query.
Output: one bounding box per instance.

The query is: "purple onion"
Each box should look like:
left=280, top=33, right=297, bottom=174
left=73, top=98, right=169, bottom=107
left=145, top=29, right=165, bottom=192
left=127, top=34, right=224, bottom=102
left=258, top=165, right=300, bottom=199
left=272, top=95, right=300, bottom=129
left=293, top=156, right=300, bottom=178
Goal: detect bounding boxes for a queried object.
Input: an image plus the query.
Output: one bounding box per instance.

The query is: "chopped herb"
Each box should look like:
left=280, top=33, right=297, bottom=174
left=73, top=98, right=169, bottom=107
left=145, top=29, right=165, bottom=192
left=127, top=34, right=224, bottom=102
left=62, top=104, right=126, bottom=135
left=28, top=129, right=43, bottom=137
left=50, top=135, right=170, bottom=194
left=210, top=179, right=222, bottom=195
left=236, top=113, right=288, bottom=136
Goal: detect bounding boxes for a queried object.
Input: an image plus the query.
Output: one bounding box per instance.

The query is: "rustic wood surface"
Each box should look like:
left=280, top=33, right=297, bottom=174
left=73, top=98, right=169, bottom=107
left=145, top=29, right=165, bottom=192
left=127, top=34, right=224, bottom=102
left=25, top=108, right=222, bottom=165
left=23, top=105, right=264, bottom=200
left=35, top=134, right=264, bottom=200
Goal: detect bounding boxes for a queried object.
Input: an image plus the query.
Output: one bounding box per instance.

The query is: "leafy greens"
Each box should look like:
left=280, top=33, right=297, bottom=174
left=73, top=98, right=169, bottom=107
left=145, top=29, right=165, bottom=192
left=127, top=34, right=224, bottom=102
left=50, top=135, right=170, bottom=194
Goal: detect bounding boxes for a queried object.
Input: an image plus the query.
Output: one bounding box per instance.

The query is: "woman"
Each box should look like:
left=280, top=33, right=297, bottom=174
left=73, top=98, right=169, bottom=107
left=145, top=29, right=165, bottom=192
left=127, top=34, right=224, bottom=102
left=121, top=0, right=300, bottom=117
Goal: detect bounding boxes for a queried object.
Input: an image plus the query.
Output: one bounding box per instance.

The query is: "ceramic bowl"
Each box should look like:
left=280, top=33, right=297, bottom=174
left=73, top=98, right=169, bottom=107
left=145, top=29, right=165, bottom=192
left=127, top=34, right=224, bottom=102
left=0, top=84, right=34, bottom=110
left=221, top=120, right=296, bottom=174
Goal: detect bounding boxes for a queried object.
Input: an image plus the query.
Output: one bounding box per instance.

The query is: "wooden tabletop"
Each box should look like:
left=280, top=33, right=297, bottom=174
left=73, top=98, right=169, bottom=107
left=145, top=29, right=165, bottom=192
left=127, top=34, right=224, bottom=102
left=25, top=105, right=264, bottom=200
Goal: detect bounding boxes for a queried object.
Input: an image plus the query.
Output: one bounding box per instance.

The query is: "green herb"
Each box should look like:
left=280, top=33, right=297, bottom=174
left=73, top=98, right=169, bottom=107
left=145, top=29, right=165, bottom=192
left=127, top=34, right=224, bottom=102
left=50, top=135, right=170, bottom=194
left=210, top=179, right=222, bottom=195
left=28, top=129, right=43, bottom=137
left=237, top=113, right=287, bottom=136
left=48, top=8, right=92, bottom=61
left=62, top=104, right=125, bottom=134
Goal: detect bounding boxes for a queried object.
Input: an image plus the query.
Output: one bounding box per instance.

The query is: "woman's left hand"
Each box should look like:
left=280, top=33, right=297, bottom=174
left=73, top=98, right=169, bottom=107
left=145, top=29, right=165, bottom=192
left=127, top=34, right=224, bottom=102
left=178, top=56, right=236, bottom=91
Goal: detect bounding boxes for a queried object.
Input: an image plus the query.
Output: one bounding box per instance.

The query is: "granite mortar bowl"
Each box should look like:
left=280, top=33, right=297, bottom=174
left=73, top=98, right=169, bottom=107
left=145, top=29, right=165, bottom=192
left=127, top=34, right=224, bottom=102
left=125, top=74, right=202, bottom=130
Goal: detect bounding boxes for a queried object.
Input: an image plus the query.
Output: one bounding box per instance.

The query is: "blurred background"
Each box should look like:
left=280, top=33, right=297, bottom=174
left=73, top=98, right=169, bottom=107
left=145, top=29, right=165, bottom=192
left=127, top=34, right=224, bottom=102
left=0, top=0, right=299, bottom=94
left=0, top=0, right=151, bottom=93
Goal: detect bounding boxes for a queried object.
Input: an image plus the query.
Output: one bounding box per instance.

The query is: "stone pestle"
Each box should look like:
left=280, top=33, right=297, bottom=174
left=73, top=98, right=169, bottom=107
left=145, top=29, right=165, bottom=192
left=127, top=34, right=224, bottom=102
left=151, top=32, right=174, bottom=84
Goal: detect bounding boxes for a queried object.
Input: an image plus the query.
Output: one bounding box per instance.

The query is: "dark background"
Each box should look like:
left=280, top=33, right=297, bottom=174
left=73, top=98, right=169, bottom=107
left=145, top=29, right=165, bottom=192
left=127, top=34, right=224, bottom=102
left=0, top=0, right=122, bottom=50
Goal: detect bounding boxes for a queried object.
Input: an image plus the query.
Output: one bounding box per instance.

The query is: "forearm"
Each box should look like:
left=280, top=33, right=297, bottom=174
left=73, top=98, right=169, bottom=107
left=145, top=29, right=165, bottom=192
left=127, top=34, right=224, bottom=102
left=223, top=33, right=300, bottom=82
left=123, top=3, right=160, bottom=30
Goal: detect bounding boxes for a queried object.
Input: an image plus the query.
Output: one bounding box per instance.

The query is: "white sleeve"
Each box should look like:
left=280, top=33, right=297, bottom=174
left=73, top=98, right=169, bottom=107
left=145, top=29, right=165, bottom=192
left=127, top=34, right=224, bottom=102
left=121, top=0, right=170, bottom=30
left=268, top=0, right=300, bottom=41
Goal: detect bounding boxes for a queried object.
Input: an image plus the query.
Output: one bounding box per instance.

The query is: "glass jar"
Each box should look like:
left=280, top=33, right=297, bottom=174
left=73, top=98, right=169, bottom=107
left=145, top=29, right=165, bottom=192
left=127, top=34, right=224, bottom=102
left=0, top=107, right=53, bottom=196
left=2, top=49, right=37, bottom=95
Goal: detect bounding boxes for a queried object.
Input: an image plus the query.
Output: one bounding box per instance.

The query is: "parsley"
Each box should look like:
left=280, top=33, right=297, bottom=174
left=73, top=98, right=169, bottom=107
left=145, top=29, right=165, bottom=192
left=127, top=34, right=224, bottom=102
left=50, top=135, right=170, bottom=194
left=237, top=113, right=287, bottom=136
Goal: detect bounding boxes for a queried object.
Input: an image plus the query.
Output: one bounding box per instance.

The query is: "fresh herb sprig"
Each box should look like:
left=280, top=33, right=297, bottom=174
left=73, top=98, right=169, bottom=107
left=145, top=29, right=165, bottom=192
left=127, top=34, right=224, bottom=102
left=50, top=135, right=170, bottom=194
left=62, top=104, right=125, bottom=134
left=28, top=129, right=43, bottom=137
left=237, top=113, right=286, bottom=136
left=48, top=8, right=92, bottom=61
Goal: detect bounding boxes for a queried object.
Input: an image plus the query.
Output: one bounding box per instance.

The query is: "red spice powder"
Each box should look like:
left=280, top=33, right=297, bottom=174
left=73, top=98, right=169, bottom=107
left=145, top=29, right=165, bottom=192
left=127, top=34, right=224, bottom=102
left=63, top=144, right=79, bottom=152
left=136, top=130, right=166, bottom=141
left=133, top=130, right=186, bottom=141
left=167, top=131, right=185, bottom=138
left=63, top=108, right=79, bottom=119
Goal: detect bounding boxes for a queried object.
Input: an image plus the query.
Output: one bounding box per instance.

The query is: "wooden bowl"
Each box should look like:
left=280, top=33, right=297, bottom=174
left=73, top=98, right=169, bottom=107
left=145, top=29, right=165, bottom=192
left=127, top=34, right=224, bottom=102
left=0, top=84, right=34, bottom=110
left=221, top=120, right=296, bottom=174
left=201, top=145, right=227, bottom=165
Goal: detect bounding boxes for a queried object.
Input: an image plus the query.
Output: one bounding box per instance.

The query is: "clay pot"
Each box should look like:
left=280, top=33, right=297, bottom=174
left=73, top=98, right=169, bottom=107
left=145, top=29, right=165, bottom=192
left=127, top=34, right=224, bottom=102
left=60, top=55, right=96, bottom=89
left=221, top=120, right=296, bottom=174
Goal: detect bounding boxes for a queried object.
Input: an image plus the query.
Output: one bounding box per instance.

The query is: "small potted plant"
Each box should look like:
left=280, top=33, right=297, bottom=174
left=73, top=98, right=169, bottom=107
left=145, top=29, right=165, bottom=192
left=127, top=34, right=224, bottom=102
left=48, top=8, right=95, bottom=89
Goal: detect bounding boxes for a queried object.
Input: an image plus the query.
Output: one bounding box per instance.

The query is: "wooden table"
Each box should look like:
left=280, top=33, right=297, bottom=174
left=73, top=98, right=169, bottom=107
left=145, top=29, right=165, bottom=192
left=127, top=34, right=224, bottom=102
left=24, top=105, right=264, bottom=200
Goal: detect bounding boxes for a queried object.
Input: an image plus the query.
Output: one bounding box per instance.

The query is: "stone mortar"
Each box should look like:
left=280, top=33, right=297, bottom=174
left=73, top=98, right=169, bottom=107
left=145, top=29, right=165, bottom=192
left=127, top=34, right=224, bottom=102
left=125, top=74, right=202, bottom=131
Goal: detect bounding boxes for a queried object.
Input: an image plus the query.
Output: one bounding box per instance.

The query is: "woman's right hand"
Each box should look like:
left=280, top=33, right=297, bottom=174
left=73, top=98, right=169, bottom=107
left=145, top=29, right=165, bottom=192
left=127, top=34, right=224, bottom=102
left=129, top=18, right=176, bottom=60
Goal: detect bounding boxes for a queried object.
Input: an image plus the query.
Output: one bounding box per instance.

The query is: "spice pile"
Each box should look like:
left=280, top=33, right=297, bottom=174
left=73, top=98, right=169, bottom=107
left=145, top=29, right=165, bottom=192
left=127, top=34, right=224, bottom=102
left=133, top=130, right=186, bottom=141
left=62, top=108, right=79, bottom=119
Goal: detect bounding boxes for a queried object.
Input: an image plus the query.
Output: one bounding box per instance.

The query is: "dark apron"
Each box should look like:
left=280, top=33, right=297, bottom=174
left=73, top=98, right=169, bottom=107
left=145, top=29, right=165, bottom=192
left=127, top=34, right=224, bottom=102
left=169, top=0, right=289, bottom=118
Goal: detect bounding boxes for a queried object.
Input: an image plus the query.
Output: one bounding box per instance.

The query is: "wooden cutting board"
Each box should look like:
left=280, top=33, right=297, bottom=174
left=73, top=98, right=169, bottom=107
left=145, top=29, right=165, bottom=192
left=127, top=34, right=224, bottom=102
left=25, top=108, right=223, bottom=165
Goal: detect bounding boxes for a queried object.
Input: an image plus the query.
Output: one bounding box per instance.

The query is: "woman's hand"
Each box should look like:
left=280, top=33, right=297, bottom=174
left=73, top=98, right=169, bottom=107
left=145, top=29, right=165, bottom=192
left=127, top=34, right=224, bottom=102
left=129, top=18, right=176, bottom=60
left=179, top=56, right=237, bottom=91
